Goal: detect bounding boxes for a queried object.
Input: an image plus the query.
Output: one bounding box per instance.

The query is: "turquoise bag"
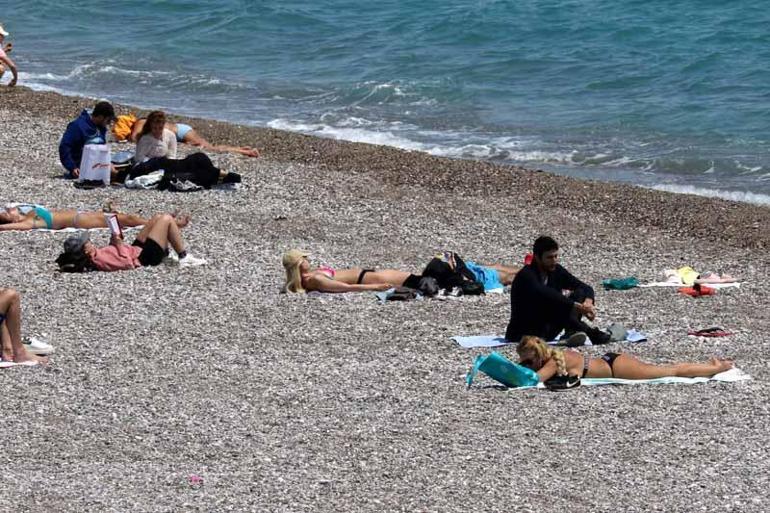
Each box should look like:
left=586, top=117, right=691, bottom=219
left=466, top=351, right=540, bottom=388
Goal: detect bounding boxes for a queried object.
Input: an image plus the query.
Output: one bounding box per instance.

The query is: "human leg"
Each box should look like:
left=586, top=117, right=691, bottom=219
left=610, top=353, right=733, bottom=380
left=359, top=269, right=412, bottom=286
left=0, top=289, right=46, bottom=364
left=115, top=213, right=150, bottom=227
left=135, top=214, right=185, bottom=254
left=181, top=128, right=259, bottom=157
left=181, top=128, right=211, bottom=148
left=482, top=264, right=520, bottom=285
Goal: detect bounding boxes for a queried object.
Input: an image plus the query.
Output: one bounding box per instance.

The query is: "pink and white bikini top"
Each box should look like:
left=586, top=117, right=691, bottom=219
left=316, top=266, right=336, bottom=278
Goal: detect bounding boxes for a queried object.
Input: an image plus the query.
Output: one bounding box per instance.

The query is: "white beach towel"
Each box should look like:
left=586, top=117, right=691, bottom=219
left=29, top=225, right=143, bottom=234
left=640, top=282, right=741, bottom=289
left=511, top=367, right=750, bottom=389
left=452, top=335, right=510, bottom=348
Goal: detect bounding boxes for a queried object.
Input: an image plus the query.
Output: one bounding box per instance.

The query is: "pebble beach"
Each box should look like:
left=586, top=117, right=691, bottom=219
left=1, top=86, right=769, bottom=512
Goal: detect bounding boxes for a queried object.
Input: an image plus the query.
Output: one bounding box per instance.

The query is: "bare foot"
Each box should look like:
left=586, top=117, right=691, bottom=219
left=239, top=147, right=260, bottom=158
left=14, top=348, right=48, bottom=366
left=710, top=357, right=734, bottom=374
left=175, top=214, right=191, bottom=229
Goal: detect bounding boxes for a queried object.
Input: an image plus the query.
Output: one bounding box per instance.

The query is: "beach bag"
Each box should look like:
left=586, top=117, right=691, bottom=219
left=417, top=276, right=440, bottom=297
left=466, top=352, right=539, bottom=388
left=422, top=252, right=484, bottom=295
left=79, top=144, right=112, bottom=185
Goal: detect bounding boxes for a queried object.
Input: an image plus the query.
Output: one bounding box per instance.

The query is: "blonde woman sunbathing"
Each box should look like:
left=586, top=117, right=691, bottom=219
left=517, top=336, right=733, bottom=382
left=0, top=204, right=160, bottom=231
left=282, top=249, right=519, bottom=294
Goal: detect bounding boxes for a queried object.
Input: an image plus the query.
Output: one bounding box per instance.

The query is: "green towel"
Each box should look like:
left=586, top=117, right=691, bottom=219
left=602, top=277, right=639, bottom=290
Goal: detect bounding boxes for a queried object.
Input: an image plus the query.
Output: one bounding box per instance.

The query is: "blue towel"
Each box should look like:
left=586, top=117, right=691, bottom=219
left=464, top=261, right=504, bottom=292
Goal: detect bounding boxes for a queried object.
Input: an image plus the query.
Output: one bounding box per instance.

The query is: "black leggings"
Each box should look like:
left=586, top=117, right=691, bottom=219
left=129, top=153, right=221, bottom=188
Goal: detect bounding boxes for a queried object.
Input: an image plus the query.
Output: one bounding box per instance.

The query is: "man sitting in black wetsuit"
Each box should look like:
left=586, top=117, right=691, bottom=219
left=505, top=236, right=611, bottom=345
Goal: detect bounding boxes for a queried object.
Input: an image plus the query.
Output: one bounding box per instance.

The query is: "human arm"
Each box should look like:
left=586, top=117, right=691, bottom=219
left=518, top=267, right=577, bottom=310
left=166, top=129, right=177, bottom=158
left=108, top=233, right=126, bottom=247
left=554, top=265, right=595, bottom=301
left=129, top=119, right=144, bottom=143
left=58, top=122, right=84, bottom=175
left=535, top=358, right=559, bottom=382
left=305, top=274, right=390, bottom=293
left=134, top=135, right=150, bottom=164
left=0, top=218, right=34, bottom=231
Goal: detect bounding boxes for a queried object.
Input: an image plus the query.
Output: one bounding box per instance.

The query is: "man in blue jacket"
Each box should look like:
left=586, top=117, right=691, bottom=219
left=505, top=236, right=611, bottom=345
left=58, top=101, right=115, bottom=179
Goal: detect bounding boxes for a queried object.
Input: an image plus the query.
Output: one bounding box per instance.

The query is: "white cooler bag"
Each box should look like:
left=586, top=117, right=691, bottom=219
left=79, top=144, right=112, bottom=184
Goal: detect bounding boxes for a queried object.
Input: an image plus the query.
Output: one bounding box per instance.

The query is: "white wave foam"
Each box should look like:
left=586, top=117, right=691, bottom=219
left=267, top=119, right=428, bottom=151
left=650, top=184, right=770, bottom=206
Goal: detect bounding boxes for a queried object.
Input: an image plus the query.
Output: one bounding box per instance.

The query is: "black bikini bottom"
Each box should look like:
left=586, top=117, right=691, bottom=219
left=601, top=352, right=621, bottom=376
left=357, top=269, right=375, bottom=284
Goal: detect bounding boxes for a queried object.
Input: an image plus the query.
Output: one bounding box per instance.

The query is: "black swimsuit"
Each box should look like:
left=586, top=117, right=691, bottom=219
left=600, top=352, right=621, bottom=376
left=357, top=269, right=375, bottom=284
left=581, top=352, right=621, bottom=377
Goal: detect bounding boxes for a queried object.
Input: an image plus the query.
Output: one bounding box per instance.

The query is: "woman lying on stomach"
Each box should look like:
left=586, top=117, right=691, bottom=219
left=282, top=249, right=519, bottom=293
left=55, top=214, right=206, bottom=272
left=517, top=335, right=733, bottom=381
left=0, top=204, right=151, bottom=231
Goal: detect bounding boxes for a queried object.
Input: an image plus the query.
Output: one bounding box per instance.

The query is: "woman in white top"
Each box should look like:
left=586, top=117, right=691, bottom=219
left=134, top=110, right=177, bottom=163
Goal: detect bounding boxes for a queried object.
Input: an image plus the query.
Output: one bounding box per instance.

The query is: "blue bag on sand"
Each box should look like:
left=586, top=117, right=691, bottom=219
left=466, top=351, right=540, bottom=388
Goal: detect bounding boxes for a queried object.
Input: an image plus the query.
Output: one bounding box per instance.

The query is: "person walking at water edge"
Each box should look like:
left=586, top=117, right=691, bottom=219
left=58, top=101, right=116, bottom=179
left=505, top=236, right=611, bottom=345
left=0, top=24, right=17, bottom=87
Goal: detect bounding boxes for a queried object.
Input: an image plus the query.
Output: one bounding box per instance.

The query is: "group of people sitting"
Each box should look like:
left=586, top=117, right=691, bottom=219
left=57, top=101, right=255, bottom=186
left=1, top=93, right=735, bottom=381
left=281, top=236, right=734, bottom=383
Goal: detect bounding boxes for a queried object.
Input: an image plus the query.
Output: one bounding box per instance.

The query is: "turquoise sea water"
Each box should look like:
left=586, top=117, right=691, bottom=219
left=4, top=1, right=770, bottom=203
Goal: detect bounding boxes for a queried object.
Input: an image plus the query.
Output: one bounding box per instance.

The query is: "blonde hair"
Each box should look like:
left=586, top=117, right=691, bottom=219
left=282, top=249, right=308, bottom=293
left=517, top=336, right=568, bottom=376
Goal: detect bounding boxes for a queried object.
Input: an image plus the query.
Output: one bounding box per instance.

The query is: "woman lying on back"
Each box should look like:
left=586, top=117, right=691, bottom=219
left=0, top=204, right=150, bottom=231
left=128, top=112, right=259, bottom=158
left=55, top=214, right=206, bottom=272
left=517, top=336, right=733, bottom=381
left=282, top=249, right=519, bottom=294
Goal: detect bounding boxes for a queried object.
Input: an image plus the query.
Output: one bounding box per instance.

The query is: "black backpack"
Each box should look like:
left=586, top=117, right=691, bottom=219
left=422, top=252, right=484, bottom=295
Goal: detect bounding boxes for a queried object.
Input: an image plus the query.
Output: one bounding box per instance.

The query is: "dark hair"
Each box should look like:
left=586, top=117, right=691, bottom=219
left=140, top=110, right=167, bottom=138
left=533, top=236, right=559, bottom=258
left=55, top=251, right=94, bottom=273
left=92, top=101, right=115, bottom=120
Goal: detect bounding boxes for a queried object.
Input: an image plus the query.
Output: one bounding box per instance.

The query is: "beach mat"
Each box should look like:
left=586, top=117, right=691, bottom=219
left=640, top=282, right=741, bottom=289
left=507, top=367, right=750, bottom=390
left=25, top=225, right=144, bottom=233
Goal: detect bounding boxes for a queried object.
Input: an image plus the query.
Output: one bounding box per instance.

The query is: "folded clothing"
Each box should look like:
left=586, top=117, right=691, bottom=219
left=464, top=261, right=504, bottom=292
